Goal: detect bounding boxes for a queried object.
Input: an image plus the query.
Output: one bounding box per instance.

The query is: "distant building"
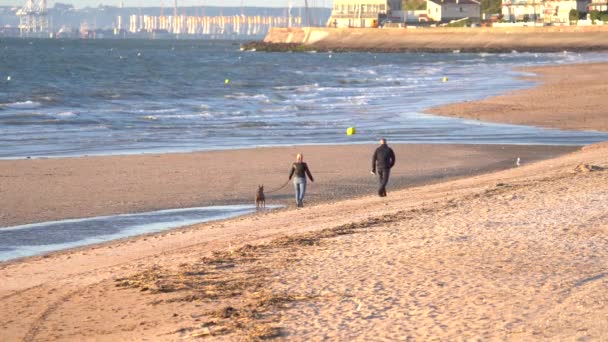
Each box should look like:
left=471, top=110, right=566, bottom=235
left=0, top=5, right=331, bottom=40
left=501, top=0, right=591, bottom=24
left=543, top=0, right=590, bottom=23
left=588, top=0, right=607, bottom=11
left=328, top=0, right=402, bottom=28
left=426, top=0, right=481, bottom=22
left=501, top=0, right=542, bottom=22
left=391, top=10, right=429, bottom=23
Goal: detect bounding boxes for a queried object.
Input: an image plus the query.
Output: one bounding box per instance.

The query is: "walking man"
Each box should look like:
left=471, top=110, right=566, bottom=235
left=371, top=138, right=395, bottom=197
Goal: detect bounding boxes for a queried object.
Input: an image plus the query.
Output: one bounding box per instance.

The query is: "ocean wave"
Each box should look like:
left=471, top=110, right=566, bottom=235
left=272, top=85, right=298, bottom=91
left=199, top=112, right=214, bottom=119
left=348, top=67, right=378, bottom=76
left=236, top=121, right=278, bottom=128
left=138, top=113, right=216, bottom=121
left=3, top=40, right=608, bottom=158
left=413, top=66, right=444, bottom=76
left=258, top=105, right=298, bottom=114
left=91, top=91, right=122, bottom=100
left=1, top=101, right=42, bottom=109
left=55, top=111, right=78, bottom=118
left=294, top=103, right=317, bottom=111
left=295, top=83, right=319, bottom=93
left=3, top=119, right=94, bottom=126
left=165, top=114, right=212, bottom=120
left=137, top=108, right=179, bottom=114
left=346, top=97, right=370, bottom=106
left=0, top=112, right=48, bottom=120
left=225, top=93, right=271, bottom=103
left=338, top=79, right=371, bottom=85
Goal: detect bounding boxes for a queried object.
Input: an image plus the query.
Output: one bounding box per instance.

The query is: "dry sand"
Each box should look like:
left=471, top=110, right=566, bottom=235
left=1, top=61, right=608, bottom=341
left=428, top=62, right=608, bottom=131
left=1, top=142, right=606, bottom=341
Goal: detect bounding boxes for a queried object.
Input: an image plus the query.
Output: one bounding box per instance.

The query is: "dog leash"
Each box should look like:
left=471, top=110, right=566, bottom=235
left=265, top=179, right=291, bottom=194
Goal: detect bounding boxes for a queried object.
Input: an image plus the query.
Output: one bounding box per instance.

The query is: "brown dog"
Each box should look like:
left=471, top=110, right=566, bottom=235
left=255, top=185, right=265, bottom=209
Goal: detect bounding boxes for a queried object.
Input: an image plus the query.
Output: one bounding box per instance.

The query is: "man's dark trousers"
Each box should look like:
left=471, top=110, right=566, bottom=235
left=377, top=168, right=390, bottom=197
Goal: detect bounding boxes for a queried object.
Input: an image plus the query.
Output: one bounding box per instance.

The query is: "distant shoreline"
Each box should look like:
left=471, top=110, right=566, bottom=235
left=427, top=62, right=608, bottom=132
left=247, top=26, right=608, bottom=53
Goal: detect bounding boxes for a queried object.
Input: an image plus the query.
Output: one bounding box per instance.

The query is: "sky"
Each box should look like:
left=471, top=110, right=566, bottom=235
left=3, top=0, right=331, bottom=8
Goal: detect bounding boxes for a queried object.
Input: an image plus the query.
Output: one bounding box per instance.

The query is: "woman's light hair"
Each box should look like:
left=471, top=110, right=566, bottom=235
left=296, top=153, right=303, bottom=161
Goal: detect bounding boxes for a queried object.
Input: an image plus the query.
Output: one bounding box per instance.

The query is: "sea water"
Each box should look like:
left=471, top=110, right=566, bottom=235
left=2, top=39, right=608, bottom=260
left=0, top=205, right=281, bottom=261
left=1, top=39, right=608, bottom=159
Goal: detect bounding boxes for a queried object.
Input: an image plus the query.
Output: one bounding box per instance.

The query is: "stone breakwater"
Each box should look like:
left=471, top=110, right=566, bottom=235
left=242, top=26, right=608, bottom=53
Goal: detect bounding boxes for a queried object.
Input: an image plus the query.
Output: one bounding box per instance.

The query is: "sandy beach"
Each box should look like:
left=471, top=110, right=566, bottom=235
left=427, top=62, right=608, bottom=131
left=0, top=144, right=574, bottom=227
left=1, top=61, right=607, bottom=341
left=257, top=26, right=608, bottom=52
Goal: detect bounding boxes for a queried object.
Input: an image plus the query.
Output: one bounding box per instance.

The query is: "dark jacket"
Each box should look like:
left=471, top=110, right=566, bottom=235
left=289, top=162, right=314, bottom=181
left=372, top=144, right=396, bottom=172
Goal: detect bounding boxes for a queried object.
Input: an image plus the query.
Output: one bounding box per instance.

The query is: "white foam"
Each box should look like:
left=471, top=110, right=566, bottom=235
left=155, top=113, right=212, bottom=120
left=56, top=111, right=77, bottom=117
left=225, top=93, right=270, bottom=103
left=2, top=100, right=42, bottom=109
left=137, top=108, right=179, bottom=114
left=295, top=83, right=320, bottom=93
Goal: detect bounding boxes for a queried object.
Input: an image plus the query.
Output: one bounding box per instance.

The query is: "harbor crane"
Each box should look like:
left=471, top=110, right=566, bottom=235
left=16, top=0, right=49, bottom=36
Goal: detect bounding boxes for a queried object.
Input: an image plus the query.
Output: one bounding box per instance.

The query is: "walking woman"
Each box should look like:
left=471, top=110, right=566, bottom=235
left=288, top=153, right=314, bottom=207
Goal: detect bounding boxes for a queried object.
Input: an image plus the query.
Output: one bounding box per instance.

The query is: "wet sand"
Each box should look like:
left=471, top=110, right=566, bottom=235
left=0, top=144, right=575, bottom=227
left=427, top=62, right=608, bottom=132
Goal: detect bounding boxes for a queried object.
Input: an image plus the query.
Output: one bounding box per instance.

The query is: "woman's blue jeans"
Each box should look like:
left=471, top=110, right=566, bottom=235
left=293, top=177, right=307, bottom=207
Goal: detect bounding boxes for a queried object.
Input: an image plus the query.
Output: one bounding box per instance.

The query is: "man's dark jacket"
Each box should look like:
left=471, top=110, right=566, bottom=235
left=372, top=144, right=396, bottom=172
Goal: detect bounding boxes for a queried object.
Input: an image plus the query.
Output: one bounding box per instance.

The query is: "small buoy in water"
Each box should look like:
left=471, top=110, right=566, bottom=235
left=137, top=52, right=141, bottom=57
left=328, top=54, right=332, bottom=59
left=6, top=76, right=11, bottom=81
left=442, top=76, right=448, bottom=82
left=346, top=127, right=356, bottom=136
left=225, top=79, right=230, bottom=85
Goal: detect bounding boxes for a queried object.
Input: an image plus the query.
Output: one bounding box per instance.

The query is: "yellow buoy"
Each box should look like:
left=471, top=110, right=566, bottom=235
left=442, top=76, right=448, bottom=82
left=346, top=127, right=356, bottom=136
left=225, top=79, right=230, bottom=84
